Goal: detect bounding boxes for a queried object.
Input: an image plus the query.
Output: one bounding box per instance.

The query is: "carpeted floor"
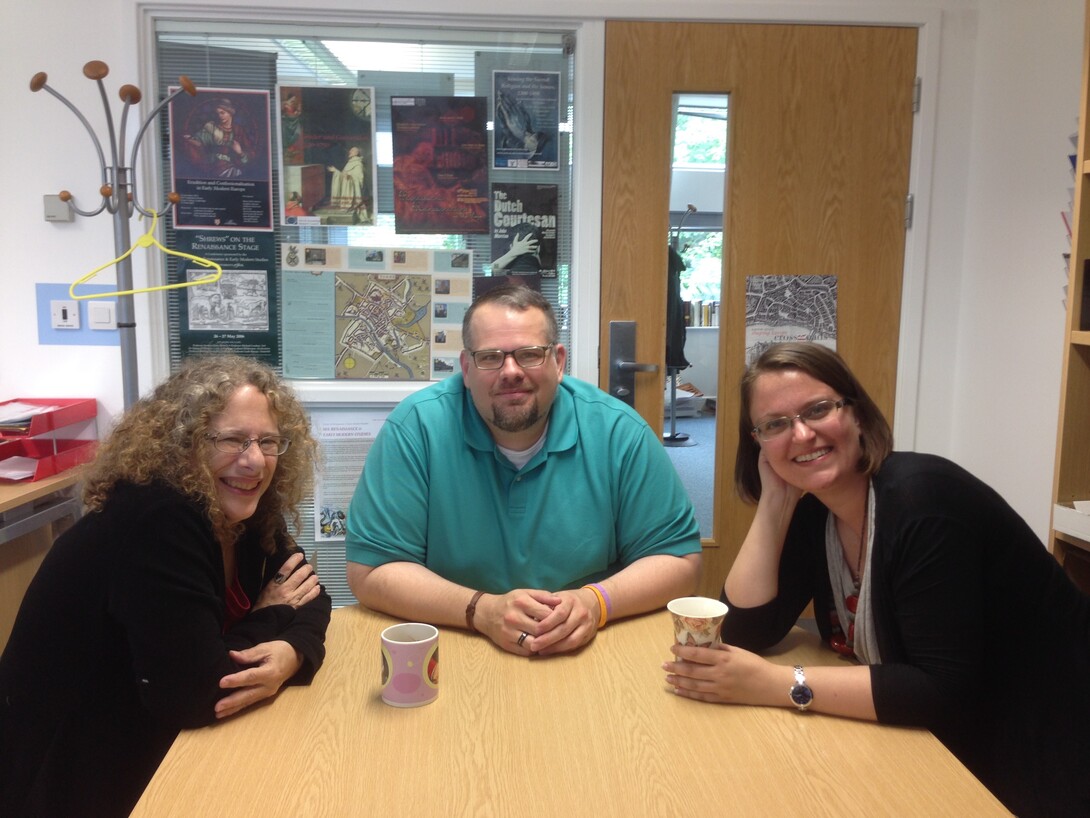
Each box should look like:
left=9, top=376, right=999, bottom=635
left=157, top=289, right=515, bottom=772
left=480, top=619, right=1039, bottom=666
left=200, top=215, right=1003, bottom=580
left=663, top=412, right=716, bottom=537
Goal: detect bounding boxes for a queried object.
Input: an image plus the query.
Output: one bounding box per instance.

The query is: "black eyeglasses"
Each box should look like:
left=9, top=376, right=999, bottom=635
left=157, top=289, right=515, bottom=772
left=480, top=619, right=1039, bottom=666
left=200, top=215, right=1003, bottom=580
left=467, top=344, right=554, bottom=370
left=206, top=433, right=291, bottom=456
left=751, top=399, right=850, bottom=441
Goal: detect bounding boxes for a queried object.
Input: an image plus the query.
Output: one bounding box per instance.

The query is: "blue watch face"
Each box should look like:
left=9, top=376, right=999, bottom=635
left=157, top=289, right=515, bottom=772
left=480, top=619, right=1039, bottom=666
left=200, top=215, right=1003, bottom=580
left=790, top=684, right=813, bottom=707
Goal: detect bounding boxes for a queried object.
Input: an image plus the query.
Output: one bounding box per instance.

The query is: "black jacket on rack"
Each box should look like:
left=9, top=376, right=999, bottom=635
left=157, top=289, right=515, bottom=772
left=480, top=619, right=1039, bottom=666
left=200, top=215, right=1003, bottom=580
left=666, top=245, right=689, bottom=370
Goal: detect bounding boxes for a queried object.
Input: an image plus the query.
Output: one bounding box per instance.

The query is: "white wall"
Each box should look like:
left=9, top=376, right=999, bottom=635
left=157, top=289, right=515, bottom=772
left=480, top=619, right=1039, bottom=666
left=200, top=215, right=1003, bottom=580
left=941, top=1, right=1079, bottom=542
left=2, top=0, right=1082, bottom=542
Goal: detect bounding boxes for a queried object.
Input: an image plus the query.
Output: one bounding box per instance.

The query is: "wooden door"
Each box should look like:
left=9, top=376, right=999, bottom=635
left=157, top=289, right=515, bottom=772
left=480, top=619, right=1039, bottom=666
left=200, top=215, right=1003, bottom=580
left=601, top=22, right=918, bottom=596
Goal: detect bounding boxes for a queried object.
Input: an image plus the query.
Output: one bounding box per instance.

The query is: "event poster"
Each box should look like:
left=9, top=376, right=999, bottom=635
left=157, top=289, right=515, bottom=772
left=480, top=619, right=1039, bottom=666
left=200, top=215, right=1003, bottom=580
left=277, top=85, right=377, bottom=227
left=168, top=88, right=273, bottom=230
left=281, top=242, right=472, bottom=380
left=175, top=230, right=279, bottom=365
left=390, top=96, right=489, bottom=234
left=309, top=408, right=389, bottom=542
left=490, top=183, right=558, bottom=278
left=744, top=275, right=838, bottom=365
left=492, top=70, right=560, bottom=171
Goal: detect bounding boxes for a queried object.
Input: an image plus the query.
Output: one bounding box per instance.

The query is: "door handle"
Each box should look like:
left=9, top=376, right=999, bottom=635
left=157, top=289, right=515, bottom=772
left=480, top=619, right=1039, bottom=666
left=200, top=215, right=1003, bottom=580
left=617, top=361, right=658, bottom=373
left=608, top=320, right=659, bottom=407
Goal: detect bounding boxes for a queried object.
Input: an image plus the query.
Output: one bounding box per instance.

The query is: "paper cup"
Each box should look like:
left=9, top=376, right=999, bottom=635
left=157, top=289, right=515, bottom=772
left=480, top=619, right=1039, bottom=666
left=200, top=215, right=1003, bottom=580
left=668, top=596, right=729, bottom=647
left=380, top=622, right=439, bottom=707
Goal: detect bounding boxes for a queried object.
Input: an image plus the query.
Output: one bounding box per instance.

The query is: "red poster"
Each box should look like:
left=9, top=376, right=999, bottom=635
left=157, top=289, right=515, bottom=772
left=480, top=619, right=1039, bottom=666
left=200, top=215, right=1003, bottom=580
left=391, top=96, right=489, bottom=234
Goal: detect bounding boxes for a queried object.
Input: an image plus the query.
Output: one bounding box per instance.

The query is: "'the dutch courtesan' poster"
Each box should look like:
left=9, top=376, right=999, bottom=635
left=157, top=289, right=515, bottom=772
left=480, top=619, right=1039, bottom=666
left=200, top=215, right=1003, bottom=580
left=490, top=183, right=558, bottom=278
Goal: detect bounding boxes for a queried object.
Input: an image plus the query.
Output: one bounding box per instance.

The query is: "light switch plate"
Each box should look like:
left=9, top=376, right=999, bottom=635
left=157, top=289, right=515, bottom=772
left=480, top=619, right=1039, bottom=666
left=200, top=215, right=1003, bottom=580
left=88, top=301, right=116, bottom=330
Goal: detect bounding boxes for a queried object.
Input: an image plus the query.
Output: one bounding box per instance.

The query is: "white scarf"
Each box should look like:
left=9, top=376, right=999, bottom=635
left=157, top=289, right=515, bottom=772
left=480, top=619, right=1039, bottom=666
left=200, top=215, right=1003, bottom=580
left=824, top=482, right=882, bottom=665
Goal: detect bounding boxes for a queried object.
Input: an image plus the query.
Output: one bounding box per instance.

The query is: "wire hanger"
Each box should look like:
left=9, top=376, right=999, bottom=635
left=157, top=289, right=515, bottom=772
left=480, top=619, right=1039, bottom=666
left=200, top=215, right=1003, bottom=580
left=70, top=209, right=222, bottom=300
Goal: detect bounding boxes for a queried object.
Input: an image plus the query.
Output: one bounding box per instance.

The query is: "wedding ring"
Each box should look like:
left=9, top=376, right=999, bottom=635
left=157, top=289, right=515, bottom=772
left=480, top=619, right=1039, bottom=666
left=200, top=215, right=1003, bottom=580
left=273, top=573, right=286, bottom=585
left=517, top=631, right=529, bottom=647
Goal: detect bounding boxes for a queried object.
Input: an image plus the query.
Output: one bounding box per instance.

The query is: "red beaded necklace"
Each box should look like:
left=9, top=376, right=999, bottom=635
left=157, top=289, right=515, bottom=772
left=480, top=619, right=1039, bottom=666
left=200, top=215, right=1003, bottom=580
left=829, top=491, right=868, bottom=657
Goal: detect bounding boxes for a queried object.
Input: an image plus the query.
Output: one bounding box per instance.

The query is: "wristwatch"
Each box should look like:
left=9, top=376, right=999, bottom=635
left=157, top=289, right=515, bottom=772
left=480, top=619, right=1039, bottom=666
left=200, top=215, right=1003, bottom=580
left=789, top=665, right=813, bottom=711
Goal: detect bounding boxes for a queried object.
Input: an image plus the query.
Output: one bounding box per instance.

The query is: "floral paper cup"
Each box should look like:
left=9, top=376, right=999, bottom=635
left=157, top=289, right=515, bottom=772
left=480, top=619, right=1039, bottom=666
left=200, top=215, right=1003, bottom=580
left=668, top=597, right=729, bottom=647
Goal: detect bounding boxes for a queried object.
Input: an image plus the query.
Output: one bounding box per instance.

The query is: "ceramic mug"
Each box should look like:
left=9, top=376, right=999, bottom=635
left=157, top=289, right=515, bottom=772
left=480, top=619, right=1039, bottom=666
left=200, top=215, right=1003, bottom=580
left=380, top=622, right=439, bottom=707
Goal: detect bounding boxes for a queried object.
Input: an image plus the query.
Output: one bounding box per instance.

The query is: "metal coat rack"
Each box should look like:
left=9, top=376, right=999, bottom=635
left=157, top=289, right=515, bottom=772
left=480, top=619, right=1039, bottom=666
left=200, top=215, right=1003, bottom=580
left=664, top=204, right=697, bottom=447
left=30, top=60, right=198, bottom=409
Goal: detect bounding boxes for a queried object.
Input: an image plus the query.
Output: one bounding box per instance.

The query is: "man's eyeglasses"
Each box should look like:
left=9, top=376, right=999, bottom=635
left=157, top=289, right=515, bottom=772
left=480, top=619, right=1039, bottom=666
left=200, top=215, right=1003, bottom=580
left=751, top=399, right=850, bottom=442
left=206, top=433, right=291, bottom=456
left=467, top=344, right=554, bottom=370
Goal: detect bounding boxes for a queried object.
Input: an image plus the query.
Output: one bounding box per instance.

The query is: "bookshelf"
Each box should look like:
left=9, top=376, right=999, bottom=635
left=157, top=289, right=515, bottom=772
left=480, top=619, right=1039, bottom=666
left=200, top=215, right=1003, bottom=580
left=1051, top=0, right=1090, bottom=593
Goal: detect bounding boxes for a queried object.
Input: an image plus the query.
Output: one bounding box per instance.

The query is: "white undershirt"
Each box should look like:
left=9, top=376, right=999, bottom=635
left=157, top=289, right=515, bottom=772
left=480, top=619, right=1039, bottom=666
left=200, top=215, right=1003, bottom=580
left=496, top=422, right=548, bottom=470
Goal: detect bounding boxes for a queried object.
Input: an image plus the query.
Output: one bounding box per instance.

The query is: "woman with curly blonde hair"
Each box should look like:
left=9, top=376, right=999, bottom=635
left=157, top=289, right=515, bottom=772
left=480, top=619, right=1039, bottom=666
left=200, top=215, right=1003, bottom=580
left=0, top=355, right=330, bottom=818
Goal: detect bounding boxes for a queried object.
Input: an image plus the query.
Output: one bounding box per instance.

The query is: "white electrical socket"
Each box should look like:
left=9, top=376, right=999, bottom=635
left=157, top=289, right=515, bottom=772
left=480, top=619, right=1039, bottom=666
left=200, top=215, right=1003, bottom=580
left=50, top=300, right=80, bottom=329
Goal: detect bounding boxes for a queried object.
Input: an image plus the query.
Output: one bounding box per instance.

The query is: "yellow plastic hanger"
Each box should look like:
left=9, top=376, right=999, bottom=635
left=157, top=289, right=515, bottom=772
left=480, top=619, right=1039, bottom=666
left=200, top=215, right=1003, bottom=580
left=70, top=210, right=223, bottom=300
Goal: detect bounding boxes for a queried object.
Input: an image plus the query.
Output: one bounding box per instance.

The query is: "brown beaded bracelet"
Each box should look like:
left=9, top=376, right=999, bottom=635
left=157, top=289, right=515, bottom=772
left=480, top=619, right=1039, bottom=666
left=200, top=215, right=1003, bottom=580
left=465, top=589, right=486, bottom=632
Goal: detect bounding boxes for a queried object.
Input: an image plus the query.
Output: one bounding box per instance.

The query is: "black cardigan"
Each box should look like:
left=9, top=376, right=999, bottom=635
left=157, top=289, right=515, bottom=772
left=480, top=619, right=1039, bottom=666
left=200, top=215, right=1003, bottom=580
left=0, top=481, right=331, bottom=817
left=723, top=452, right=1090, bottom=817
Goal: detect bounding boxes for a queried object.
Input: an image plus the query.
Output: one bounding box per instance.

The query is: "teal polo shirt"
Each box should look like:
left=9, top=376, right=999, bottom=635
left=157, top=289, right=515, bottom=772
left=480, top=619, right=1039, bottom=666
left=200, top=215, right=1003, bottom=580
left=345, top=374, right=700, bottom=593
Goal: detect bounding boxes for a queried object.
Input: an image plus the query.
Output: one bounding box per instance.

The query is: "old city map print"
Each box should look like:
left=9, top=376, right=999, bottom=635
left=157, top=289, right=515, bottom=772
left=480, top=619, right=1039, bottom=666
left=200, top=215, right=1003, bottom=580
left=334, top=273, right=432, bottom=379
left=744, top=274, right=838, bottom=365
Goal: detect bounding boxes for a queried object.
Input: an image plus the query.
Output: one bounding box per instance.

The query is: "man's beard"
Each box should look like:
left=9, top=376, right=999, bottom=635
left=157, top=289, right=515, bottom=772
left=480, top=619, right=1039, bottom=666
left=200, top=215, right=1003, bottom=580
left=490, top=399, right=542, bottom=433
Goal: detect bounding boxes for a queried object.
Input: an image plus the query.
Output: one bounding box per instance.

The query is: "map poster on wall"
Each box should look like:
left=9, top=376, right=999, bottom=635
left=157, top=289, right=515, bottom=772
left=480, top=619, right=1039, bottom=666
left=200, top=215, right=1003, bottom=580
left=175, top=231, right=279, bottom=365
left=490, top=183, right=558, bottom=278
left=492, top=70, right=560, bottom=171
left=390, top=96, right=489, bottom=234
left=280, top=243, right=472, bottom=380
left=744, top=275, right=838, bottom=365
left=168, top=88, right=273, bottom=231
left=277, top=85, right=377, bottom=227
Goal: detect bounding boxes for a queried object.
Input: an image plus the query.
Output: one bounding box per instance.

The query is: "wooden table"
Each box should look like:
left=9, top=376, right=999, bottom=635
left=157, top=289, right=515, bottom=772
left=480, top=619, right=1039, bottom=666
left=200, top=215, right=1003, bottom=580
left=133, top=606, right=1008, bottom=817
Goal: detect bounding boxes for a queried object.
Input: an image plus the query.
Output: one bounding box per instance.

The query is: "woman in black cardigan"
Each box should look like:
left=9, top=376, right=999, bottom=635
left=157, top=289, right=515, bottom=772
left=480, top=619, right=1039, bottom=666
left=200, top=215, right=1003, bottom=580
left=0, top=355, right=330, bottom=817
left=662, top=342, right=1090, bottom=817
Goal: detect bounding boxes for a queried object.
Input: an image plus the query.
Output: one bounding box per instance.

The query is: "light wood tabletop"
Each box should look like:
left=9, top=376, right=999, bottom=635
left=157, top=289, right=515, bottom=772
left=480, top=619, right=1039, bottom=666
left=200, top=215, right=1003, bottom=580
left=133, top=606, right=1008, bottom=817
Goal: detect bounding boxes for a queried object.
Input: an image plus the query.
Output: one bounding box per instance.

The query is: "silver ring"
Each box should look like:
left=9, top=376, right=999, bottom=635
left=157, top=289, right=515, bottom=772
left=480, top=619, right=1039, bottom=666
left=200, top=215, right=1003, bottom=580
left=517, top=631, right=529, bottom=647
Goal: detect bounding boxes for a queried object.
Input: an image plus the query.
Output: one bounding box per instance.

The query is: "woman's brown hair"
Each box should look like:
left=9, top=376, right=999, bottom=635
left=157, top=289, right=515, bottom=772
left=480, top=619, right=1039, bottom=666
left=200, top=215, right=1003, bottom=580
left=734, top=343, right=893, bottom=503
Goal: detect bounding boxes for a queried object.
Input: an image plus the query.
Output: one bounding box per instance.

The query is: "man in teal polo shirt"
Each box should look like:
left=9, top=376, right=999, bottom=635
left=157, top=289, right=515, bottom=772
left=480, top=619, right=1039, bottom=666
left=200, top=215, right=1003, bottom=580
left=346, top=285, right=701, bottom=656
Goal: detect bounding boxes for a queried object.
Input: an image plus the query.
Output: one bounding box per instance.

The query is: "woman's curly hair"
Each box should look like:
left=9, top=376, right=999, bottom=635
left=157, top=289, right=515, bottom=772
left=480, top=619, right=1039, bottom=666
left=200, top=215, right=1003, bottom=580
left=81, top=355, right=319, bottom=552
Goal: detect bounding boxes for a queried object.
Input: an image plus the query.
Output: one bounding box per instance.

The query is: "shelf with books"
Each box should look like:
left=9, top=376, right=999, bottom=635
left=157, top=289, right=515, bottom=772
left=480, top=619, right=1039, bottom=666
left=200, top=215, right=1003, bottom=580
left=1051, top=0, right=1090, bottom=592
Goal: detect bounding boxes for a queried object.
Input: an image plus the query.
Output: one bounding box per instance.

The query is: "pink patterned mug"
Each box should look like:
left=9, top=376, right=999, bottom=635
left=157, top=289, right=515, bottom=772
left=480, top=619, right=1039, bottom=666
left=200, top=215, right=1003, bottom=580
left=380, top=622, right=439, bottom=707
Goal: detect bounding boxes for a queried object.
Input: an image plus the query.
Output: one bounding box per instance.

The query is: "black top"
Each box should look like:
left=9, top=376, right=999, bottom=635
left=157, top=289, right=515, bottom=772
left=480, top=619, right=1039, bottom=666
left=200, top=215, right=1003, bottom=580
left=665, top=245, right=689, bottom=370
left=723, top=452, right=1090, bottom=817
left=0, top=481, right=331, bottom=817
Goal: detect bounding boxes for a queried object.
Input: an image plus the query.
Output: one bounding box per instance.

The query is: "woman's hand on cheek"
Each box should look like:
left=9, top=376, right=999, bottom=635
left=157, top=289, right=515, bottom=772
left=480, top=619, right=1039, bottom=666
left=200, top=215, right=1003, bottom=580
left=756, top=448, right=803, bottom=508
